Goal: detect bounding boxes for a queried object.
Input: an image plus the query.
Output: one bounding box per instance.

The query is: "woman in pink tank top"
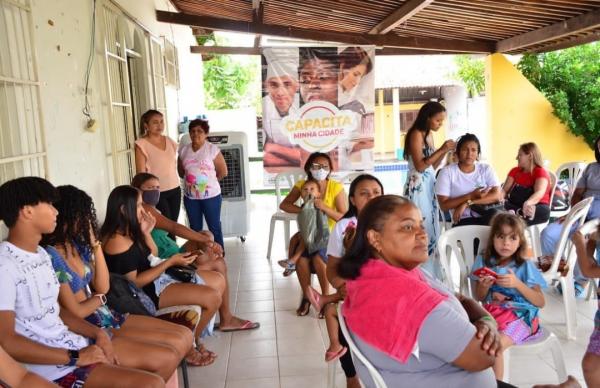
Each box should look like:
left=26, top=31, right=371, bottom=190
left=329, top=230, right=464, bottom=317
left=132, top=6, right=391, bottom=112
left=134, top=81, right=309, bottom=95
left=135, top=110, right=182, bottom=226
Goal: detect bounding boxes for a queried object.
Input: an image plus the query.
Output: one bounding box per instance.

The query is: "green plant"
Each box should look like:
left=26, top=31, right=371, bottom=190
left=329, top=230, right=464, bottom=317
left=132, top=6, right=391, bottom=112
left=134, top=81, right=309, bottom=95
left=517, top=43, right=600, bottom=148
left=452, top=55, right=485, bottom=97
left=197, top=34, right=260, bottom=111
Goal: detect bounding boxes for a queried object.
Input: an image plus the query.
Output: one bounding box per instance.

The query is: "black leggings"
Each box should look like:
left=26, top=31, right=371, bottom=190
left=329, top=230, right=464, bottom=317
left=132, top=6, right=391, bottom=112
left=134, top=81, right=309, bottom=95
left=338, top=326, right=356, bottom=378
left=156, top=187, right=182, bottom=225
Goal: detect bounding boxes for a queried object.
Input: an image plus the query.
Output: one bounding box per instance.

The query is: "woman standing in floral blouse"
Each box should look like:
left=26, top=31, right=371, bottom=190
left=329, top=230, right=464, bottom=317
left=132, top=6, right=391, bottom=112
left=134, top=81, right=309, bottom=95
left=403, top=101, right=455, bottom=279
left=178, top=119, right=228, bottom=250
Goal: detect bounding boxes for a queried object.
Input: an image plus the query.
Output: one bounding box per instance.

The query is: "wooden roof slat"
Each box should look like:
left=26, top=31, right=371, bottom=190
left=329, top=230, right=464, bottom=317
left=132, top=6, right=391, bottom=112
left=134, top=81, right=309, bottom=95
left=496, top=7, right=600, bottom=51
left=369, top=0, right=436, bottom=34
left=167, top=0, right=600, bottom=54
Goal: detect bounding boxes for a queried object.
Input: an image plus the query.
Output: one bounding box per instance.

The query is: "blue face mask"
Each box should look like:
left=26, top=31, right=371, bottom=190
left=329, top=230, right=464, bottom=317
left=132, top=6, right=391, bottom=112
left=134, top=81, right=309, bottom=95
left=142, top=189, right=160, bottom=207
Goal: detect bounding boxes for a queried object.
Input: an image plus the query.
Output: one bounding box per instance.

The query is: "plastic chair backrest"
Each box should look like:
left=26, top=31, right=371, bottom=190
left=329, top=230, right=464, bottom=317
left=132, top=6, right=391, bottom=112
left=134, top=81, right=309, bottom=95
left=337, top=303, right=388, bottom=388
left=548, top=197, right=593, bottom=279
left=548, top=170, right=557, bottom=208
left=555, top=162, right=587, bottom=197
left=437, top=225, right=491, bottom=296
left=274, top=168, right=306, bottom=208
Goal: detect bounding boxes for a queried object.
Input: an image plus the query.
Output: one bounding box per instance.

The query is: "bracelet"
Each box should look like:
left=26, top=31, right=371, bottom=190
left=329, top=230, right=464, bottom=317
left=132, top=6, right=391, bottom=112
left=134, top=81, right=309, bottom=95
left=91, top=241, right=101, bottom=250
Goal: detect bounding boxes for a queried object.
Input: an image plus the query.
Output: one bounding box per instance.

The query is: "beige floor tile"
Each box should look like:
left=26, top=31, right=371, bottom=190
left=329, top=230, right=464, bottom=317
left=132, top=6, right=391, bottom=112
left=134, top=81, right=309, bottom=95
left=226, top=356, right=279, bottom=381
left=225, top=377, right=280, bottom=388
left=230, top=339, right=277, bottom=359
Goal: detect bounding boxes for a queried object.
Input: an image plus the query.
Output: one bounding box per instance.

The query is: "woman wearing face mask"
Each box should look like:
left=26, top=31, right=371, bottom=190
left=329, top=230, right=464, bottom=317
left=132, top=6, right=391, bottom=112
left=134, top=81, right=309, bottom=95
left=280, top=152, right=348, bottom=316
left=178, top=119, right=228, bottom=251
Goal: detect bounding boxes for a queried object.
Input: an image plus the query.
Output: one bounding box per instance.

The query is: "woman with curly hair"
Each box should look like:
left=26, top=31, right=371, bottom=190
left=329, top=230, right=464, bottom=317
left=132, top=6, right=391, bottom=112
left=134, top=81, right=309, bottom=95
left=41, top=185, right=202, bottom=372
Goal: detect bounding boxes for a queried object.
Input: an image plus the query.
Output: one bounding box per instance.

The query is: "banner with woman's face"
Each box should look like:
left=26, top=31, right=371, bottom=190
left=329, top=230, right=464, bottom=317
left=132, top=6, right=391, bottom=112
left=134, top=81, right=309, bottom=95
left=261, top=46, right=375, bottom=183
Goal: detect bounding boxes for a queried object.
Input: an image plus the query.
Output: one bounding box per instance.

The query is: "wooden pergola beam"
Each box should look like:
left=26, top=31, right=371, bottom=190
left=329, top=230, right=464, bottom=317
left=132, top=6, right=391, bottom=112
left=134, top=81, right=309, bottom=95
left=191, top=46, right=260, bottom=55
left=496, top=8, right=600, bottom=53
left=369, top=0, right=435, bottom=35
left=156, top=10, right=494, bottom=53
left=189, top=45, right=452, bottom=56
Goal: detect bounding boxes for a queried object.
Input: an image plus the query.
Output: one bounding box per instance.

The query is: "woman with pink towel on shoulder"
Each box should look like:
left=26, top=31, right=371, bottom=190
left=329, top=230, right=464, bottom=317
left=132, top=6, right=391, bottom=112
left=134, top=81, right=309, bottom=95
left=338, top=195, right=511, bottom=388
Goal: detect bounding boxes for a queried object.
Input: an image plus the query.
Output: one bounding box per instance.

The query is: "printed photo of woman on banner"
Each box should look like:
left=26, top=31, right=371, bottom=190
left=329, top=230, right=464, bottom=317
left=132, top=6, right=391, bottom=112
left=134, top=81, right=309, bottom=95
left=261, top=46, right=375, bottom=180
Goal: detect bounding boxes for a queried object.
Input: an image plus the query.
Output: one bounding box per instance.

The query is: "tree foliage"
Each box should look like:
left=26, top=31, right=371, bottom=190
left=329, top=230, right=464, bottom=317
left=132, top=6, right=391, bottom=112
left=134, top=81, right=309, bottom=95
left=452, top=55, right=485, bottom=97
left=517, top=43, right=600, bottom=148
left=197, top=34, right=260, bottom=111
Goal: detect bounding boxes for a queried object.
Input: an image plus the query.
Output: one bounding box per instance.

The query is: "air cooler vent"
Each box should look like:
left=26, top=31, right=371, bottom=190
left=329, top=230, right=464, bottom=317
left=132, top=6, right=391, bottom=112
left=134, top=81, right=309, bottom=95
left=220, top=146, right=245, bottom=200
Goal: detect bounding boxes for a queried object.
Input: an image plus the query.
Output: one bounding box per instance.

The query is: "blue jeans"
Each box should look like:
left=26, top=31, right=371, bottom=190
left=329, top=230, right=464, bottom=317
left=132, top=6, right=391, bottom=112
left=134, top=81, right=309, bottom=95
left=184, top=194, right=224, bottom=250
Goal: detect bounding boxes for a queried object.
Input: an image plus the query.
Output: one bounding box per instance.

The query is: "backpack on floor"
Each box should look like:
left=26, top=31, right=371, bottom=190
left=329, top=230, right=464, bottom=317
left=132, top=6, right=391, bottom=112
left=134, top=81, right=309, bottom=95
left=551, top=180, right=570, bottom=211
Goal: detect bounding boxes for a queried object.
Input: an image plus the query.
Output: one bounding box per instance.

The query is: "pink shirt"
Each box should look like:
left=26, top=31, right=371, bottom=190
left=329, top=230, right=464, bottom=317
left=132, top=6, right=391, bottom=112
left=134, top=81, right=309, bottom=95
left=135, top=136, right=180, bottom=191
left=179, top=142, right=221, bottom=200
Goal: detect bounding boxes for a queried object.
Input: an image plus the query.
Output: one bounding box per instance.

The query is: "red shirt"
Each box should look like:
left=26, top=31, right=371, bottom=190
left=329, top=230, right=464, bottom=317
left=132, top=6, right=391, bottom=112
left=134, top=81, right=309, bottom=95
left=508, top=166, right=551, bottom=205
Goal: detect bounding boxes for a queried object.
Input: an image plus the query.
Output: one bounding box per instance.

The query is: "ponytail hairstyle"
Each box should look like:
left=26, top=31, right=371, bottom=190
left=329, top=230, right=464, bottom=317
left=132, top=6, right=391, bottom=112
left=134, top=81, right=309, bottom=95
left=139, top=109, right=163, bottom=136
left=338, top=195, right=412, bottom=279
left=403, top=101, right=446, bottom=160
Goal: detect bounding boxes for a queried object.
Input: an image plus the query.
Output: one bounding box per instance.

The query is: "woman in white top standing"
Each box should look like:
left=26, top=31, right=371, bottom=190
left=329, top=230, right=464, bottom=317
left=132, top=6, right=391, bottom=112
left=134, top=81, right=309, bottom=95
left=178, top=119, right=228, bottom=250
left=135, top=110, right=182, bottom=225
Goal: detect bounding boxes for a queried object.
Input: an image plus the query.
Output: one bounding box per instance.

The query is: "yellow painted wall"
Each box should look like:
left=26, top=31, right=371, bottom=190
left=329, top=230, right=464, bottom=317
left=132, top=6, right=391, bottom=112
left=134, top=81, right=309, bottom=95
left=374, top=102, right=446, bottom=157
left=486, top=53, right=593, bottom=178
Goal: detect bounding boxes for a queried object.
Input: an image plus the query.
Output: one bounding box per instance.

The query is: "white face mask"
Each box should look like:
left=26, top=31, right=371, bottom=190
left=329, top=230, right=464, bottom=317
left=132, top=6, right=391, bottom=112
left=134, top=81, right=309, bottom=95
left=311, top=168, right=329, bottom=181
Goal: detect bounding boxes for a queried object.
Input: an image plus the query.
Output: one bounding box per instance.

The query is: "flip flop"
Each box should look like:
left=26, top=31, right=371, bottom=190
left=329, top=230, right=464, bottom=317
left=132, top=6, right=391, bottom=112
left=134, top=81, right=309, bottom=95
left=306, top=286, right=323, bottom=313
left=185, top=349, right=216, bottom=367
left=296, top=298, right=310, bottom=316
left=325, top=346, right=348, bottom=362
left=219, top=320, right=260, bottom=332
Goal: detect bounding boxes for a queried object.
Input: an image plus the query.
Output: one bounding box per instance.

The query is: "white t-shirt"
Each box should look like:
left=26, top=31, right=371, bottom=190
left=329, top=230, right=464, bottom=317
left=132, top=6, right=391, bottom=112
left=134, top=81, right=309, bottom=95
left=0, top=241, right=89, bottom=381
left=326, top=216, right=357, bottom=258
left=179, top=142, right=222, bottom=200
left=435, top=163, right=500, bottom=219
left=262, top=94, right=299, bottom=147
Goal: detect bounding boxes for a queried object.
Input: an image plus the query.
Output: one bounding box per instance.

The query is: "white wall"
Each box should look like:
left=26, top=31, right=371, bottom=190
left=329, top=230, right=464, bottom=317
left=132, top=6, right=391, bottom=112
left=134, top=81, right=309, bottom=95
left=28, top=0, right=202, bottom=218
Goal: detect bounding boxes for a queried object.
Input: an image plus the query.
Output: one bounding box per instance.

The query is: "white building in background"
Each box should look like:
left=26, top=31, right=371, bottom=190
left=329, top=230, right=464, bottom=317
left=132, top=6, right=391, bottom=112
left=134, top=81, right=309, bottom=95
left=0, top=0, right=203, bottom=227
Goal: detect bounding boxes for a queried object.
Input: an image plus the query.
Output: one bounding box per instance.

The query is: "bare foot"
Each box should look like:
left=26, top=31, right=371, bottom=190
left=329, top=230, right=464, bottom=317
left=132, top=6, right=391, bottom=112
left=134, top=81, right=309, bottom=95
left=218, top=316, right=260, bottom=332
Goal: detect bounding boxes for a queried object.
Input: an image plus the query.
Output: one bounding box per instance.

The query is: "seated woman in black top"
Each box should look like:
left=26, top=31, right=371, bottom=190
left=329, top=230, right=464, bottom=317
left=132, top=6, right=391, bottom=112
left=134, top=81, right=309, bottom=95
left=101, top=185, right=222, bottom=367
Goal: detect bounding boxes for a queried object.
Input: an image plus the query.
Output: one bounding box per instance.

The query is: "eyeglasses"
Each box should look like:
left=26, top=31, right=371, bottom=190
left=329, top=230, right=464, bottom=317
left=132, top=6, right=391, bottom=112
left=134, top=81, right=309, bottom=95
left=310, top=163, right=330, bottom=170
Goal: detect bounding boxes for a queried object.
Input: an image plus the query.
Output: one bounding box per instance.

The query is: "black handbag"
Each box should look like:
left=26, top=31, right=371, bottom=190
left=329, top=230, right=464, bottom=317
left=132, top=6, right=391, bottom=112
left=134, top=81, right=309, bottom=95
left=165, top=265, right=197, bottom=283
left=508, top=184, right=534, bottom=208
left=470, top=202, right=504, bottom=214
left=106, top=273, right=156, bottom=316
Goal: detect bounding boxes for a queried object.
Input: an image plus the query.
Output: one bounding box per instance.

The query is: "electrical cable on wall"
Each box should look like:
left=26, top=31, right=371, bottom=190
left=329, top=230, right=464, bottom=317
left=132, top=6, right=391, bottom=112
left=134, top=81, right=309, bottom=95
left=83, top=0, right=97, bottom=131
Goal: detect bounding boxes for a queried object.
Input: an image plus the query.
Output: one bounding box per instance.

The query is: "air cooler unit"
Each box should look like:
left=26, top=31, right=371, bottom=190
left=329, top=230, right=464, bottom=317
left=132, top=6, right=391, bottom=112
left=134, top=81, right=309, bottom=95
left=206, top=131, right=250, bottom=241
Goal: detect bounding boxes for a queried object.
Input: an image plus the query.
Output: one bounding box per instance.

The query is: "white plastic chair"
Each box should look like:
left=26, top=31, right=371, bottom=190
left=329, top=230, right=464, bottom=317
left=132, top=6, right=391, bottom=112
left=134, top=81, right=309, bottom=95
left=437, top=225, right=491, bottom=297
left=266, top=168, right=306, bottom=261
left=542, top=196, right=593, bottom=339
left=335, top=302, right=387, bottom=388
left=504, top=327, right=567, bottom=384
left=437, top=204, right=452, bottom=235
left=551, top=162, right=587, bottom=219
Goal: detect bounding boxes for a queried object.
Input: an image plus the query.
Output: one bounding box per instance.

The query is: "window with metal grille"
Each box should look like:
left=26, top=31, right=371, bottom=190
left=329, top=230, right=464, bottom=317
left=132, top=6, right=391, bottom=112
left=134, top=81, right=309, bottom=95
left=220, top=146, right=245, bottom=200
left=0, top=0, right=47, bottom=182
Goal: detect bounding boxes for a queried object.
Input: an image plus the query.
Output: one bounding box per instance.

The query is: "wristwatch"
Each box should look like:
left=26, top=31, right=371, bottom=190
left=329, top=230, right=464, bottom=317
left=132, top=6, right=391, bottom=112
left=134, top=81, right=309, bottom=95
left=95, top=293, right=107, bottom=305
left=67, top=349, right=79, bottom=366
left=466, top=199, right=473, bottom=207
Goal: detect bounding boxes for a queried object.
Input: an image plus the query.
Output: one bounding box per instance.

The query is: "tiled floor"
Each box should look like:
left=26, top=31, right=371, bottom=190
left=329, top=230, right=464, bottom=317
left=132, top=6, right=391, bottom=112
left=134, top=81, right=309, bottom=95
left=186, top=195, right=596, bottom=388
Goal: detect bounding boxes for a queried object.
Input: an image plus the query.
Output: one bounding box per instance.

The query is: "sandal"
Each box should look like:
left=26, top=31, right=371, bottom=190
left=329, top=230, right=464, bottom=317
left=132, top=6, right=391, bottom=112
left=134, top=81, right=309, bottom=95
left=185, top=349, right=216, bottom=367
left=196, top=343, right=217, bottom=358
left=325, top=346, right=348, bottom=362
left=306, top=286, right=324, bottom=313
left=219, top=320, right=260, bottom=332
left=296, top=298, right=310, bottom=316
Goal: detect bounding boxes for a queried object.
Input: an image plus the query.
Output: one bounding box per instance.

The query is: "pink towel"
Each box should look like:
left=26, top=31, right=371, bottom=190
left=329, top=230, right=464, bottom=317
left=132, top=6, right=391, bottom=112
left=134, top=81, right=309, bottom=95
left=343, top=259, right=448, bottom=363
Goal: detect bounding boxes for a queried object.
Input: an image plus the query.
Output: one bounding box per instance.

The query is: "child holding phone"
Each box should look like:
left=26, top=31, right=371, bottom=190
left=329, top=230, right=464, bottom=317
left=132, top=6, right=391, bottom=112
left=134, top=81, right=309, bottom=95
left=470, top=213, right=547, bottom=380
